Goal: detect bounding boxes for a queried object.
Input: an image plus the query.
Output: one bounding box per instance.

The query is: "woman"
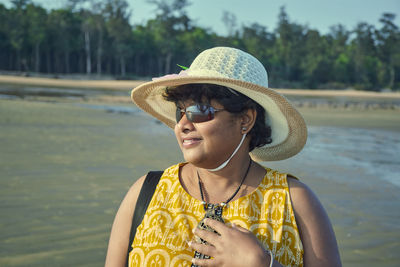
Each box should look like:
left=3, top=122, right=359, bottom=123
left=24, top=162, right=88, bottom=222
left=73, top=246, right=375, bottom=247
left=105, top=47, right=341, bottom=266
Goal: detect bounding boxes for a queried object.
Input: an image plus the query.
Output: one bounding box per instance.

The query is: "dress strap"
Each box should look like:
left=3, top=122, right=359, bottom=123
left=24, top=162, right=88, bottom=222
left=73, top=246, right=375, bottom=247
left=126, top=171, right=163, bottom=266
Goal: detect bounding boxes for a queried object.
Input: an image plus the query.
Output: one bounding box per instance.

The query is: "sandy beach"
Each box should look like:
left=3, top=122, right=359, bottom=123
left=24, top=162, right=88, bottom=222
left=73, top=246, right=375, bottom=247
left=2, top=74, right=400, bottom=98
left=0, top=75, right=399, bottom=266
left=1, top=74, right=400, bottom=131
left=0, top=74, right=146, bottom=90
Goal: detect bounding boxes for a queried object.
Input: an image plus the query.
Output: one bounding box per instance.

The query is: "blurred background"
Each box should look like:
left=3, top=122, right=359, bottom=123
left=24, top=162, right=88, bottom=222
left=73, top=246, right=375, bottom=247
left=0, top=0, right=399, bottom=266
left=0, top=0, right=399, bottom=90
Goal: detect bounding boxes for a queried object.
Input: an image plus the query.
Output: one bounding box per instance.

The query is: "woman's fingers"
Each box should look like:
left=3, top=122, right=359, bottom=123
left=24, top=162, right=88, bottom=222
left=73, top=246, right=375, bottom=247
left=232, top=223, right=251, bottom=233
left=191, top=257, right=214, bottom=267
left=202, top=218, right=229, bottom=235
left=193, top=225, right=219, bottom=246
left=188, top=241, right=216, bottom=257
left=191, top=219, right=268, bottom=266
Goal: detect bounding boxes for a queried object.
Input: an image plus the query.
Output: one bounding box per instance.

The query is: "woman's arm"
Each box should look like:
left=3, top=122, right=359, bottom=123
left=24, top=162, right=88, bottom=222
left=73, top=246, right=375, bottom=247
left=105, top=175, right=147, bottom=267
left=287, top=177, right=342, bottom=267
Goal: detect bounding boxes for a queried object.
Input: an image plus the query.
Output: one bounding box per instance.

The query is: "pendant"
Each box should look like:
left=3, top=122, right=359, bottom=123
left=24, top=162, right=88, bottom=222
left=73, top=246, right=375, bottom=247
left=192, top=204, right=225, bottom=266
left=198, top=203, right=224, bottom=234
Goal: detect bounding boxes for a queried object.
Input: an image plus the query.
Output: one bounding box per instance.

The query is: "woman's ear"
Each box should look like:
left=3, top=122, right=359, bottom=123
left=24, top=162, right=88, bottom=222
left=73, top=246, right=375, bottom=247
left=240, top=109, right=257, bottom=134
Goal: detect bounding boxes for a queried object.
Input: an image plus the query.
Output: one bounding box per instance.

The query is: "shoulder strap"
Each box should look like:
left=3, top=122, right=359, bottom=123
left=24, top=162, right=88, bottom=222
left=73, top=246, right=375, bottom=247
left=126, top=171, right=163, bottom=266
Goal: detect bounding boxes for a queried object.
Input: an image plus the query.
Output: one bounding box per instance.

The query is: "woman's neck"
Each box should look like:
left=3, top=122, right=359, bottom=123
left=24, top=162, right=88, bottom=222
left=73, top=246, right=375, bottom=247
left=192, top=152, right=253, bottom=204
left=180, top=158, right=266, bottom=205
left=198, top=155, right=252, bottom=188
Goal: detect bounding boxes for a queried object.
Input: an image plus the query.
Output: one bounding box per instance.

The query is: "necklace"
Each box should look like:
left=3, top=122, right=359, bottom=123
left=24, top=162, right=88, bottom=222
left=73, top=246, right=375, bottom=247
left=197, top=158, right=253, bottom=209
left=191, top=159, right=253, bottom=267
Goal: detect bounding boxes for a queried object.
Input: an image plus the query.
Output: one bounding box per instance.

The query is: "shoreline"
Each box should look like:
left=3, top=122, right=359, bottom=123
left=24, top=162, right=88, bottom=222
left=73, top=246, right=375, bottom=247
left=1, top=74, right=400, bottom=132
left=2, top=96, right=400, bottom=132
left=0, top=75, right=400, bottom=132
left=1, top=74, right=400, bottom=99
left=0, top=74, right=145, bottom=90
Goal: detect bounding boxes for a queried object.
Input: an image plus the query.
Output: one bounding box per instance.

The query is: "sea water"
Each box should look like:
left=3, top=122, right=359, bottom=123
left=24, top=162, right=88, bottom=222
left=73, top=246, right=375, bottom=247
left=1, top=86, right=399, bottom=266
left=305, top=126, right=400, bottom=188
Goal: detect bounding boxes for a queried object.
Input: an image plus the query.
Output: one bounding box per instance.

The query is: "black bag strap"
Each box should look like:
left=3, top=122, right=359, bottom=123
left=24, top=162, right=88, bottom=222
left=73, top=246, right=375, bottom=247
left=126, top=171, right=163, bottom=266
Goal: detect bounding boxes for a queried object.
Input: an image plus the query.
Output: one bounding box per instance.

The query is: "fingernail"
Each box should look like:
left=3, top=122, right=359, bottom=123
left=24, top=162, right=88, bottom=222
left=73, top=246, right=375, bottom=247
left=187, top=241, right=192, bottom=247
left=192, top=228, right=196, bottom=234
left=204, top=218, right=208, bottom=224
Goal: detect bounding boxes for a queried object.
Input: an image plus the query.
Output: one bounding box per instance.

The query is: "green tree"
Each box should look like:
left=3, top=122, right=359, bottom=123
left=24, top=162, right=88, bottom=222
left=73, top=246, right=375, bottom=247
left=69, top=0, right=107, bottom=75
left=328, top=25, right=352, bottom=86
left=26, top=3, right=47, bottom=72
left=92, top=8, right=106, bottom=75
left=131, top=24, right=157, bottom=76
left=82, top=11, right=93, bottom=74
left=9, top=0, right=30, bottom=71
left=274, top=6, right=306, bottom=85
left=375, top=13, right=400, bottom=89
left=178, top=26, right=217, bottom=65
left=240, top=23, right=275, bottom=82
left=147, top=0, right=192, bottom=74
left=0, top=0, right=398, bottom=89
left=351, top=22, right=379, bottom=90
left=0, top=3, right=12, bottom=70
left=103, top=0, right=132, bottom=76
left=301, top=30, right=331, bottom=88
left=47, top=8, right=82, bottom=73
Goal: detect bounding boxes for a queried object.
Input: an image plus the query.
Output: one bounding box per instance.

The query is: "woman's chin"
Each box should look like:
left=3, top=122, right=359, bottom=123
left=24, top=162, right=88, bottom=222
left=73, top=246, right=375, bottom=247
left=183, top=152, right=208, bottom=167
left=183, top=155, right=222, bottom=170
left=183, top=153, right=202, bottom=165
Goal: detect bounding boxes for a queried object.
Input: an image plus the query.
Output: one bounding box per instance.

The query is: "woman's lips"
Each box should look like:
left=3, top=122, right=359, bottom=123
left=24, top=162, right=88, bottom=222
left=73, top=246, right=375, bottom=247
left=182, top=138, right=202, bottom=147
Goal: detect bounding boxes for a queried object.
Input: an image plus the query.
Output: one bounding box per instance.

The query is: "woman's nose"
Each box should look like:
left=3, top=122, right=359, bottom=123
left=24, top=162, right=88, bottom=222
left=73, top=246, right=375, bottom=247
left=176, top=113, right=195, bottom=132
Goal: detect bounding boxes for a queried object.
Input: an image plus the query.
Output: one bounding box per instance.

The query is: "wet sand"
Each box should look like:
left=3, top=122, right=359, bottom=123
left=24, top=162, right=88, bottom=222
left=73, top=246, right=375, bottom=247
left=1, top=79, right=400, bottom=266
left=0, top=99, right=182, bottom=266
left=1, top=74, right=400, bottom=97
left=0, top=74, right=145, bottom=90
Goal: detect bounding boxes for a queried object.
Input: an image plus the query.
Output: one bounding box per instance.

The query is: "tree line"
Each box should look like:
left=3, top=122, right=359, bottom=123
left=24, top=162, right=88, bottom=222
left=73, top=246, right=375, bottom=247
left=1, top=0, right=399, bottom=90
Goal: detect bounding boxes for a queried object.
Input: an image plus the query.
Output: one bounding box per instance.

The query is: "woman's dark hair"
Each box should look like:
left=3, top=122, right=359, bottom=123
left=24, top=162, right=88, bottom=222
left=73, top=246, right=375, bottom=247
left=163, top=83, right=272, bottom=151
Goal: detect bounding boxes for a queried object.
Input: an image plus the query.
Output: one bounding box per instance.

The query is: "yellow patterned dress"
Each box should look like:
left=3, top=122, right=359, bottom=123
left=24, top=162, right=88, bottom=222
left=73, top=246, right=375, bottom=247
left=129, top=163, right=304, bottom=267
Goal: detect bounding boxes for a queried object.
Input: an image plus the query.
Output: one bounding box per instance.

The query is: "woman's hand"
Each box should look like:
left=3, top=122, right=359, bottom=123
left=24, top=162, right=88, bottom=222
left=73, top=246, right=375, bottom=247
left=188, top=218, right=271, bottom=267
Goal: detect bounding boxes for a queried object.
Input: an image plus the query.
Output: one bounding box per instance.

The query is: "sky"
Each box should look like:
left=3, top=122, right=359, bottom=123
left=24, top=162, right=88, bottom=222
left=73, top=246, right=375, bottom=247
left=2, top=0, right=400, bottom=35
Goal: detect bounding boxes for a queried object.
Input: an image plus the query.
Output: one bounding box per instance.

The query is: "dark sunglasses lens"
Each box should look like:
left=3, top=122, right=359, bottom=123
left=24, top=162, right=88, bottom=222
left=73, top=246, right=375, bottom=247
left=175, top=105, right=215, bottom=123
left=187, top=105, right=213, bottom=123
left=176, top=107, right=183, bottom=122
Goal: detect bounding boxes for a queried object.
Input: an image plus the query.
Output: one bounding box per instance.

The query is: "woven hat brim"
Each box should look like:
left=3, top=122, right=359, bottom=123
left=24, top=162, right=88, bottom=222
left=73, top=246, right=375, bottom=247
left=131, top=76, right=307, bottom=161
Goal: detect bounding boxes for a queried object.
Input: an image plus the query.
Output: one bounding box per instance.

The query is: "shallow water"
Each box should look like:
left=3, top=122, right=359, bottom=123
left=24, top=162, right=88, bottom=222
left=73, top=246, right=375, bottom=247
left=0, top=92, right=399, bottom=266
left=266, top=126, right=400, bottom=267
left=304, top=126, right=400, bottom=187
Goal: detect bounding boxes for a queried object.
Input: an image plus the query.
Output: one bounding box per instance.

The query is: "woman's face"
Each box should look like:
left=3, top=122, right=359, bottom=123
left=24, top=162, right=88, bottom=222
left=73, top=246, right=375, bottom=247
left=174, top=99, right=243, bottom=169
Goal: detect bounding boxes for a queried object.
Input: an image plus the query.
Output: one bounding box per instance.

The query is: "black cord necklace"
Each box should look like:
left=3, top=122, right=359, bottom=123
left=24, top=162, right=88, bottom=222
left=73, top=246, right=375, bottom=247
left=197, top=158, right=253, bottom=210
left=191, top=159, right=253, bottom=267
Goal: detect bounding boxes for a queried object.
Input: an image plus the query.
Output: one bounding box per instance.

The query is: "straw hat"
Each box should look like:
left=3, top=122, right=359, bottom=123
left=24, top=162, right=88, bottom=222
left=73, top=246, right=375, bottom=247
left=131, top=47, right=307, bottom=161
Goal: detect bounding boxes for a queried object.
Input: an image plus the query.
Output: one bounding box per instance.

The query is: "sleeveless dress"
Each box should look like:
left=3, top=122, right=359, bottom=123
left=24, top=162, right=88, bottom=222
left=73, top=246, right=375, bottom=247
left=129, top=163, right=304, bottom=267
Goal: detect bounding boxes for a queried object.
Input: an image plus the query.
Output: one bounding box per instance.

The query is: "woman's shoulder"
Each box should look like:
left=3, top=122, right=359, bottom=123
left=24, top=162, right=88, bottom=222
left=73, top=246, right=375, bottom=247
left=127, top=174, right=147, bottom=200
left=285, top=176, right=333, bottom=239
left=259, top=165, right=299, bottom=188
left=257, top=166, right=313, bottom=203
left=285, top=177, right=342, bottom=266
left=286, top=176, right=317, bottom=206
left=104, top=174, right=147, bottom=266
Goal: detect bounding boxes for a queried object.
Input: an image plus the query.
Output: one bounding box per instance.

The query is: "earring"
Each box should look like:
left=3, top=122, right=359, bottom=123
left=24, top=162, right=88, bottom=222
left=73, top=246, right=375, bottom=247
left=241, top=127, right=247, bottom=133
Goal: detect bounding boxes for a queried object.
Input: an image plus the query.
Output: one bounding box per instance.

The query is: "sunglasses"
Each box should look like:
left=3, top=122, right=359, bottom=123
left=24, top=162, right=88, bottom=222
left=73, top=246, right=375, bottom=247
left=176, top=104, right=224, bottom=123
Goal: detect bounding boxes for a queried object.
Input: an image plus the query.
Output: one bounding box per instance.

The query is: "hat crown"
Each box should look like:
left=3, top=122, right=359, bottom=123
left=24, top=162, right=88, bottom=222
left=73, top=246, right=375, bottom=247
left=188, top=47, right=269, bottom=87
